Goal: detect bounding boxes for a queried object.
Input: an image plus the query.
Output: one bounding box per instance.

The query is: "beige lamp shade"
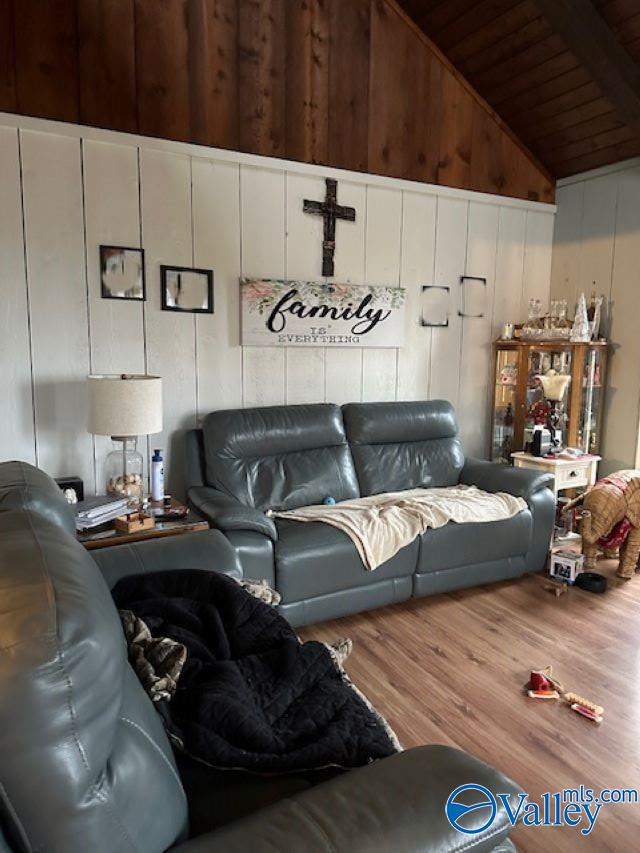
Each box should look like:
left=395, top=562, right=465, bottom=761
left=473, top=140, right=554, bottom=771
left=88, top=374, right=163, bottom=437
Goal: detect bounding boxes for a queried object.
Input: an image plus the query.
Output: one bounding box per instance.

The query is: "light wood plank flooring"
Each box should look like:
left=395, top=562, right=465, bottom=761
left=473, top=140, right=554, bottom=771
left=300, top=561, right=640, bottom=852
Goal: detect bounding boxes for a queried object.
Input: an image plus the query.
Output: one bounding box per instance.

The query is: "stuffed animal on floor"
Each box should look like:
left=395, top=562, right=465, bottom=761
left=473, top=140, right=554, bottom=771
left=563, top=471, right=640, bottom=579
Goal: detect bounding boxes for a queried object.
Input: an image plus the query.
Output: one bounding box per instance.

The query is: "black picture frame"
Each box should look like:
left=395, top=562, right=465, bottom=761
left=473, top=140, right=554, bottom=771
left=100, top=245, right=146, bottom=301
left=160, top=265, right=214, bottom=314
left=420, top=285, right=450, bottom=328
left=458, top=275, right=487, bottom=319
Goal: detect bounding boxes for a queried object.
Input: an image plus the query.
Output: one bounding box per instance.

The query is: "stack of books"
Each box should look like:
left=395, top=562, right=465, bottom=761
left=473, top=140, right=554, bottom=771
left=75, top=495, right=133, bottom=531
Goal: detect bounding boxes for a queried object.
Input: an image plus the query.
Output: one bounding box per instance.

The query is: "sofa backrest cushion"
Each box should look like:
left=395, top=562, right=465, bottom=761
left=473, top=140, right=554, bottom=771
left=0, top=459, right=76, bottom=537
left=0, top=479, right=188, bottom=852
left=202, top=404, right=360, bottom=511
left=342, top=400, right=465, bottom=495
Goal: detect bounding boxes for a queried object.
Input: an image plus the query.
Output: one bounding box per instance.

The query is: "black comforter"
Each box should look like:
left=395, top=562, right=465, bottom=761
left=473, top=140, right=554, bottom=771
left=112, top=570, right=399, bottom=773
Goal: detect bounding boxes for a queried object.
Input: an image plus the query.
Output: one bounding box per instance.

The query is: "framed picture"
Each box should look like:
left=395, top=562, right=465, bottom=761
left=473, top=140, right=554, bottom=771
left=100, top=245, right=145, bottom=301
left=161, top=266, right=214, bottom=314
left=421, top=285, right=450, bottom=328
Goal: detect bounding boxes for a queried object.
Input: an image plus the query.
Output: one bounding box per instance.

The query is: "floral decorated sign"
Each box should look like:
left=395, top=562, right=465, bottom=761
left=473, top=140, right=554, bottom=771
left=241, top=279, right=406, bottom=348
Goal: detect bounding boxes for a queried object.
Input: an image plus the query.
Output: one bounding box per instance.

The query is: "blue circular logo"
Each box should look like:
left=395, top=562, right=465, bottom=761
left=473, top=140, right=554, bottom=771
left=445, top=783, right=497, bottom=835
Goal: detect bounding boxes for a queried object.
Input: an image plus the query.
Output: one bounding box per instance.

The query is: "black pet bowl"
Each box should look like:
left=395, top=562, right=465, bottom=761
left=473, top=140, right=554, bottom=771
left=575, top=572, right=607, bottom=593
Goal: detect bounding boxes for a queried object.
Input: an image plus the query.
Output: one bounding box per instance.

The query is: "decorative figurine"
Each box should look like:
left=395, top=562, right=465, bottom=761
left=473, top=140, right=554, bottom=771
left=571, top=293, right=591, bottom=342
left=563, top=471, right=640, bottom=578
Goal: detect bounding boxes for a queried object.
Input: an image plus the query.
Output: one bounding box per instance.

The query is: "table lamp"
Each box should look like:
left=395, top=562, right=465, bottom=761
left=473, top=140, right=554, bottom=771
left=88, top=374, right=163, bottom=499
left=537, top=370, right=571, bottom=452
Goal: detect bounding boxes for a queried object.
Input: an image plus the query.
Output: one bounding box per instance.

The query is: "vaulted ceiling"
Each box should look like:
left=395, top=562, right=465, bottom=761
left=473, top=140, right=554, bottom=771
left=400, top=0, right=640, bottom=177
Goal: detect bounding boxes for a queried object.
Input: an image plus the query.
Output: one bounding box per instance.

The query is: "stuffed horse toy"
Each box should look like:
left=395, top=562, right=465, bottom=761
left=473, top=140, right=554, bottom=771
left=563, top=470, right=640, bottom=579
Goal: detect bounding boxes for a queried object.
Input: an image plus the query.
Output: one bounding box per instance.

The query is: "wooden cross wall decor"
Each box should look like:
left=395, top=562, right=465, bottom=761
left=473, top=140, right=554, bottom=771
left=303, top=178, right=356, bottom=277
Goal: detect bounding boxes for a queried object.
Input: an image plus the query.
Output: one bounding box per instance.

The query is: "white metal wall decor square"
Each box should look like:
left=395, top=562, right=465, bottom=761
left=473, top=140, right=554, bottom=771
left=240, top=278, right=406, bottom=348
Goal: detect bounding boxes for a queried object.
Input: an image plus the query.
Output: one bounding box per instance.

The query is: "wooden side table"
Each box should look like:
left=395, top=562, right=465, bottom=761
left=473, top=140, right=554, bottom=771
left=511, top=452, right=600, bottom=501
left=78, top=498, right=209, bottom=550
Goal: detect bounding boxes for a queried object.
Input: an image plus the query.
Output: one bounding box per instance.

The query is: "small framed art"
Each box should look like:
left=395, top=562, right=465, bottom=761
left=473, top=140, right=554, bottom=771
left=100, top=245, right=145, bottom=301
left=161, top=266, right=214, bottom=314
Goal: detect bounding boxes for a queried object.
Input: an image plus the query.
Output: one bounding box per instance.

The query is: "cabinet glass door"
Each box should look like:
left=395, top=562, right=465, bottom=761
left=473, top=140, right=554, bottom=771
left=525, top=347, right=572, bottom=449
left=579, top=346, right=603, bottom=453
left=492, top=348, right=518, bottom=462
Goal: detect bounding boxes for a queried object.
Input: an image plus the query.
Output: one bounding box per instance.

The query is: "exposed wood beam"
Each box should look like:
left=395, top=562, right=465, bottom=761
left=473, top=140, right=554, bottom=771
left=531, top=0, right=640, bottom=133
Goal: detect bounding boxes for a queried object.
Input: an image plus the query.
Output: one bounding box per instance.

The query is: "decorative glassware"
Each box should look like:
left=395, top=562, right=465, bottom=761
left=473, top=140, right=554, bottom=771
left=522, top=298, right=545, bottom=339
left=105, top=438, right=144, bottom=500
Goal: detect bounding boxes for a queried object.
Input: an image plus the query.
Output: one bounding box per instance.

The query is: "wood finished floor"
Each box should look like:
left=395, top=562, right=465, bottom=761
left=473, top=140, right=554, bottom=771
left=299, top=561, right=640, bottom=852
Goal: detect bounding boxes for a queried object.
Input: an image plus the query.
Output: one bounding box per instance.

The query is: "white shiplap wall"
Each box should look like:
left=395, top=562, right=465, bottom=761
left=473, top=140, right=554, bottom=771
left=0, top=113, right=554, bottom=497
left=551, top=159, right=640, bottom=475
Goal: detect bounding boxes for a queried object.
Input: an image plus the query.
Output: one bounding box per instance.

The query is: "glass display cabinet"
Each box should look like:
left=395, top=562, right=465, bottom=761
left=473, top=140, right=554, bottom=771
left=490, top=341, right=607, bottom=463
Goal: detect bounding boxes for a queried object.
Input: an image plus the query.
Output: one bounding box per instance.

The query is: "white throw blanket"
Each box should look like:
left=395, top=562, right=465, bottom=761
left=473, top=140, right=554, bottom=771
left=275, top=486, right=527, bottom=571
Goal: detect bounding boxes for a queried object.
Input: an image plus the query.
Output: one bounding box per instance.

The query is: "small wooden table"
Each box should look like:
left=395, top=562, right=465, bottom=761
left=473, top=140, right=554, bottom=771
left=511, top=452, right=600, bottom=501
left=78, top=499, right=209, bottom=550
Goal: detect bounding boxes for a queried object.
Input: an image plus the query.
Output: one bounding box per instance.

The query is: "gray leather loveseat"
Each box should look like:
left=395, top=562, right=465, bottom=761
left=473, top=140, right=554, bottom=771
left=187, top=400, right=555, bottom=626
left=0, top=460, right=524, bottom=852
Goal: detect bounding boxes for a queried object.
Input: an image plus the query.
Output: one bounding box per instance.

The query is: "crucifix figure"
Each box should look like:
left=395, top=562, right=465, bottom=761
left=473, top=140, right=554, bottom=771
left=303, top=178, right=356, bottom=277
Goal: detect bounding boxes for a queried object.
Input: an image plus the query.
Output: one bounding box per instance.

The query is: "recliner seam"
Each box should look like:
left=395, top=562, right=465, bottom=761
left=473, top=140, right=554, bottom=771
left=119, top=716, right=185, bottom=794
left=23, top=508, right=90, bottom=773
left=454, top=819, right=510, bottom=852
left=287, top=799, right=337, bottom=852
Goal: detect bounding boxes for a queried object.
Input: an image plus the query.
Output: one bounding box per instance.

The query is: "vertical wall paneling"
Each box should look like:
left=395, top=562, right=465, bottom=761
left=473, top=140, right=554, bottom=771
left=192, top=157, right=243, bottom=416
left=285, top=0, right=330, bottom=166
left=238, top=0, right=286, bottom=158
left=324, top=181, right=367, bottom=404
left=397, top=191, right=437, bottom=400
left=429, top=197, right=469, bottom=405
left=327, top=0, right=369, bottom=173
left=437, top=72, right=473, bottom=190
left=551, top=163, right=640, bottom=474
left=187, top=0, right=239, bottom=150
left=549, top=182, right=585, bottom=310
left=601, top=167, right=640, bottom=474
left=0, top=126, right=35, bottom=463
left=576, top=174, right=618, bottom=318
left=0, top=0, right=16, bottom=112
left=14, top=0, right=79, bottom=122
left=284, top=172, right=326, bottom=404
left=3, top=0, right=553, bottom=203
left=135, top=0, right=190, bottom=142
left=19, top=130, right=94, bottom=490
left=458, top=202, right=499, bottom=456
left=362, top=186, right=403, bottom=402
left=492, top=206, right=526, bottom=341
left=522, top=210, right=555, bottom=309
left=0, top=114, right=555, bottom=482
left=77, top=0, right=137, bottom=133
left=140, top=148, right=197, bottom=497
left=240, top=164, right=286, bottom=406
left=82, top=139, right=145, bottom=489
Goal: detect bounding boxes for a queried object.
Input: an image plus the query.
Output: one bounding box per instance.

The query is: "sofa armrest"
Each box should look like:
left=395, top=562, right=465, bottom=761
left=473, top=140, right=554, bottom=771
left=172, top=745, right=523, bottom=853
left=460, top=457, right=554, bottom=503
left=188, top=486, right=277, bottom=542
left=92, top=528, right=243, bottom=590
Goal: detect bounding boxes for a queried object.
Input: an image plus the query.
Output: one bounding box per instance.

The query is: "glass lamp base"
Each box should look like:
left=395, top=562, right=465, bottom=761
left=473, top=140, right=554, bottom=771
left=105, top=438, right=144, bottom=501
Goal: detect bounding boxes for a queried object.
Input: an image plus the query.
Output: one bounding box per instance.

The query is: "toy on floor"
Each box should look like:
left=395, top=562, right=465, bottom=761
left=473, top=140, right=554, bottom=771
left=526, top=666, right=604, bottom=723
left=539, top=575, right=569, bottom=597
left=563, top=471, right=640, bottom=579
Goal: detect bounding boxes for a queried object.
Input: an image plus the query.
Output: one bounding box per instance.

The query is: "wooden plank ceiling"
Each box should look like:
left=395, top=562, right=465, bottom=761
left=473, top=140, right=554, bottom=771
left=400, top=0, right=640, bottom=177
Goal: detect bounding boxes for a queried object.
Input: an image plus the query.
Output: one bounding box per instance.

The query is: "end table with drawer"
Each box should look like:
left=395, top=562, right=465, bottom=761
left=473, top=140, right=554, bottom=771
left=511, top=451, right=600, bottom=501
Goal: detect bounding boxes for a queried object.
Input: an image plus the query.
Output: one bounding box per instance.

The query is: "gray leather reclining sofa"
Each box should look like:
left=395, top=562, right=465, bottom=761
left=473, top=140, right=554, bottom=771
left=187, top=400, right=555, bottom=626
left=0, top=460, right=524, bottom=852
